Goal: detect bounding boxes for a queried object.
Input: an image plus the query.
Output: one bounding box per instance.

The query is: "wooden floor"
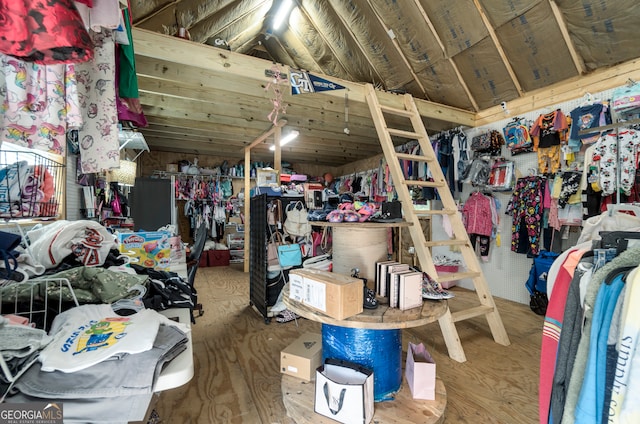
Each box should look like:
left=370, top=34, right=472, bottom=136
left=155, top=265, right=544, bottom=423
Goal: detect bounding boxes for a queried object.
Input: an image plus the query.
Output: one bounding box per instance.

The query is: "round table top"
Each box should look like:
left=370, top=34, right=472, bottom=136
left=282, top=283, right=448, bottom=330
left=310, top=220, right=412, bottom=228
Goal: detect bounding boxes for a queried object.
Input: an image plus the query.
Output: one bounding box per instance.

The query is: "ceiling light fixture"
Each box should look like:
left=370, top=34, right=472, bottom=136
left=269, top=130, right=299, bottom=151
left=272, top=0, right=294, bottom=30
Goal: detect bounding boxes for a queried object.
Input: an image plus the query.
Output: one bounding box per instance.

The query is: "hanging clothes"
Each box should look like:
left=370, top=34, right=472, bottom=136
left=0, top=54, right=82, bottom=156
left=0, top=0, right=93, bottom=64
left=539, top=246, right=589, bottom=424
left=75, top=29, right=119, bottom=173
left=530, top=110, right=569, bottom=174
left=462, top=191, right=497, bottom=262
left=567, top=103, right=611, bottom=152
left=506, top=176, right=546, bottom=255
left=560, top=248, right=640, bottom=424
left=591, top=129, right=640, bottom=197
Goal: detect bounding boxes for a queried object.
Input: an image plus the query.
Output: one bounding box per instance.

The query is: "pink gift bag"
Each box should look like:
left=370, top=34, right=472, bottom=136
left=405, top=342, right=436, bottom=400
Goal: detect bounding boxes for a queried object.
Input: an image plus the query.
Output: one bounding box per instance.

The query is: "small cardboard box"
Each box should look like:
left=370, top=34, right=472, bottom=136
left=405, top=342, right=436, bottom=400
left=289, top=269, right=363, bottom=320
left=257, top=168, right=279, bottom=186
left=314, top=359, right=374, bottom=424
left=118, top=231, right=172, bottom=271
left=280, top=332, right=323, bottom=381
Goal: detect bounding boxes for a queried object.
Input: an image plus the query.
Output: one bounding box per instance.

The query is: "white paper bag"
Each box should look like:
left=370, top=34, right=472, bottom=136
left=314, top=359, right=374, bottom=424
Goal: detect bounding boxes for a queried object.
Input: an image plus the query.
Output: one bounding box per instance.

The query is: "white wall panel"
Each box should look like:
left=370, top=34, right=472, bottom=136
left=431, top=88, right=617, bottom=304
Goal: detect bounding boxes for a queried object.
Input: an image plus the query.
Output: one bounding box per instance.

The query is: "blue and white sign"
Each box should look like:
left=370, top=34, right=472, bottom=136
left=290, top=69, right=345, bottom=95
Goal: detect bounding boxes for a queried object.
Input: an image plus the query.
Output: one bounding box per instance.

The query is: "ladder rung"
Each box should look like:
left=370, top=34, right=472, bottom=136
left=379, top=104, right=414, bottom=118
left=451, top=305, right=495, bottom=323
left=435, top=271, right=480, bottom=283
left=413, top=209, right=457, bottom=216
left=424, top=239, right=469, bottom=247
left=402, top=180, right=446, bottom=188
left=388, top=128, right=423, bottom=139
left=395, top=152, right=434, bottom=162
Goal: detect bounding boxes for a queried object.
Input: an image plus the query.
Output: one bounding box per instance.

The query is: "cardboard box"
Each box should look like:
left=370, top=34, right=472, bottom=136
left=166, top=164, right=178, bottom=172
left=315, top=359, right=374, bottom=424
left=289, top=269, right=363, bottom=320
left=280, top=332, right=323, bottom=381
left=405, top=342, right=436, bottom=400
left=257, top=168, right=279, bottom=186
left=118, top=231, right=172, bottom=271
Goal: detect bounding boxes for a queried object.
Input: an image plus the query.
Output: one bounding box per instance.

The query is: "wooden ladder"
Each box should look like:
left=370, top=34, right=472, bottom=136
left=364, top=84, right=510, bottom=362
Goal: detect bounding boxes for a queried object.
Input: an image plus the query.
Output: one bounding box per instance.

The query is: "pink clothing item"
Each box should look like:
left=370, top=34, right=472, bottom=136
left=3, top=314, right=31, bottom=326
left=539, top=249, right=584, bottom=424
left=442, top=213, right=454, bottom=238
left=74, top=0, right=121, bottom=32
left=462, top=192, right=493, bottom=236
left=548, top=198, right=561, bottom=231
left=543, top=179, right=551, bottom=208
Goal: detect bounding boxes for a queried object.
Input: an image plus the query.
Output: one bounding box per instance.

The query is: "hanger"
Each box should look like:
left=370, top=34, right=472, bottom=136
left=581, top=92, right=594, bottom=106
left=606, top=203, right=640, bottom=217
left=597, top=230, right=640, bottom=256
left=111, top=284, right=147, bottom=313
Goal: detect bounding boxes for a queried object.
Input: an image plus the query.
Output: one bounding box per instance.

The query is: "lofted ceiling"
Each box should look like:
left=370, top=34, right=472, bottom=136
left=128, top=0, right=640, bottom=167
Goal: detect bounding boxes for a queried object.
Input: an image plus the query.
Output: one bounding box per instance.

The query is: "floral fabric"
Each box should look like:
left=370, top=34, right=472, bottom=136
left=0, top=0, right=93, bottom=64
left=0, top=53, right=82, bottom=155
left=506, top=175, right=546, bottom=255
left=75, top=30, right=120, bottom=173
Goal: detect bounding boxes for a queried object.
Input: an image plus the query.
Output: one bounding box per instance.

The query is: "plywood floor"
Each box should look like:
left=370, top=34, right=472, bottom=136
left=154, top=265, right=543, bottom=423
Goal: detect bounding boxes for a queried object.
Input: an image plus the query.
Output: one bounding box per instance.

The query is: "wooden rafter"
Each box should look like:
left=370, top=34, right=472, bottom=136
left=271, top=25, right=324, bottom=75
left=411, top=0, right=478, bottom=111
left=189, top=0, right=270, bottom=43
left=294, top=1, right=355, bottom=81
left=476, top=57, right=640, bottom=124
left=133, top=0, right=182, bottom=27
left=132, top=28, right=476, bottom=126
left=471, top=0, right=523, bottom=96
left=548, top=0, right=586, bottom=75
left=324, top=2, right=386, bottom=87
left=364, top=0, right=428, bottom=99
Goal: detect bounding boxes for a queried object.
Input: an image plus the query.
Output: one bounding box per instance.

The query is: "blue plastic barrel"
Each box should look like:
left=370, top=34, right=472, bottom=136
left=321, top=324, right=402, bottom=402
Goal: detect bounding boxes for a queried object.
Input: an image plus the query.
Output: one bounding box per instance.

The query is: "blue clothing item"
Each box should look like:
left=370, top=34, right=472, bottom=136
left=574, top=271, right=626, bottom=424
left=525, top=250, right=560, bottom=294
left=569, top=104, right=608, bottom=141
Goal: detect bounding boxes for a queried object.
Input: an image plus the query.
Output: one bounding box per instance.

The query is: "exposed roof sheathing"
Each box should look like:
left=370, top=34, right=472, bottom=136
left=129, top=0, right=640, bottom=166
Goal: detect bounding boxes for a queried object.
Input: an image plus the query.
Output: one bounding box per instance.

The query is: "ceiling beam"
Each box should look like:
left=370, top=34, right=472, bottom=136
left=323, top=2, right=386, bottom=86
left=134, top=0, right=182, bottom=28
left=132, top=28, right=476, bottom=126
left=471, top=0, right=524, bottom=96
left=364, top=0, right=428, bottom=99
left=295, top=1, right=355, bottom=84
left=189, top=0, right=270, bottom=43
left=476, top=57, right=640, bottom=125
left=548, top=0, right=585, bottom=75
left=411, top=0, right=478, bottom=111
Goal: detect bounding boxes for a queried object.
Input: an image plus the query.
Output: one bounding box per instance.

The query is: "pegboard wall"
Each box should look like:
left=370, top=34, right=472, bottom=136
left=432, top=87, right=619, bottom=304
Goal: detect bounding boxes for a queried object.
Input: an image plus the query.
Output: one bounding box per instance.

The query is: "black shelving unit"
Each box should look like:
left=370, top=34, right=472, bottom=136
left=249, top=193, right=269, bottom=322
left=249, top=193, right=304, bottom=323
